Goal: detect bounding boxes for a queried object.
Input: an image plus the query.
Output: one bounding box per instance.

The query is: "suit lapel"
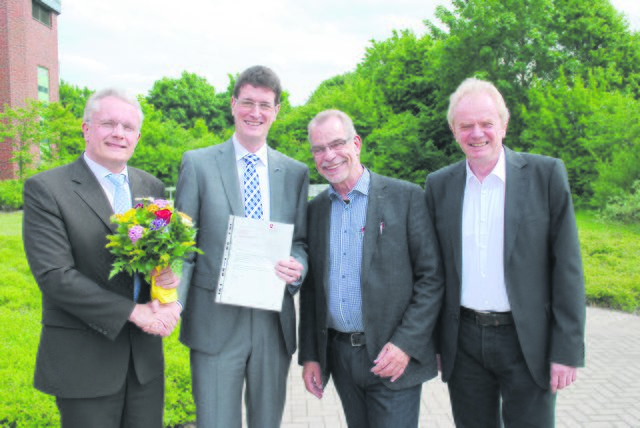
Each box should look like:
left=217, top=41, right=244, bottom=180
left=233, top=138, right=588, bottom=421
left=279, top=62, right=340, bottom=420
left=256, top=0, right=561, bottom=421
left=448, top=163, right=466, bottom=281
left=315, top=192, right=332, bottom=295
left=503, top=148, right=527, bottom=266
left=70, top=158, right=115, bottom=231
left=216, top=139, right=244, bottom=216
left=267, top=148, right=285, bottom=222
left=360, top=172, right=383, bottom=288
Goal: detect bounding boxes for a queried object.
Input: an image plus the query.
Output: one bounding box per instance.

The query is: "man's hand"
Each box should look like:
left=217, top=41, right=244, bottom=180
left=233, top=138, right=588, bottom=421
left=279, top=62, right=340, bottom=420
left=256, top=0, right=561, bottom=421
left=371, top=342, right=410, bottom=382
left=275, top=257, right=303, bottom=285
left=302, top=361, right=324, bottom=399
left=150, top=266, right=180, bottom=289
left=550, top=362, right=578, bottom=393
left=129, top=300, right=181, bottom=337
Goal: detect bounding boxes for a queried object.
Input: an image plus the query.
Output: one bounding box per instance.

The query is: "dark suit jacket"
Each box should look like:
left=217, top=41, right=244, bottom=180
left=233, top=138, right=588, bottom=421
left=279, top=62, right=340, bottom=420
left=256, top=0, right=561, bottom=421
left=175, top=139, right=309, bottom=357
left=298, top=172, right=444, bottom=390
left=424, top=147, right=586, bottom=389
left=22, top=157, right=165, bottom=398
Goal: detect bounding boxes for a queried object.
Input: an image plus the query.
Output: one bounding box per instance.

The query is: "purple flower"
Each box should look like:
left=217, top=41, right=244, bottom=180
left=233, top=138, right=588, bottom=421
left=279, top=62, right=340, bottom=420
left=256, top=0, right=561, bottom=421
left=154, top=199, right=170, bottom=209
left=150, top=218, right=167, bottom=230
left=128, top=225, right=144, bottom=243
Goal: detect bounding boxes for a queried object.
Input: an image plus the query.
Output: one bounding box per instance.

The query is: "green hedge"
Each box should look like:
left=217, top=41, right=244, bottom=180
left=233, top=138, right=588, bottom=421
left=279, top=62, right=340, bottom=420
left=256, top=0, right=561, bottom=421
left=0, top=180, right=23, bottom=211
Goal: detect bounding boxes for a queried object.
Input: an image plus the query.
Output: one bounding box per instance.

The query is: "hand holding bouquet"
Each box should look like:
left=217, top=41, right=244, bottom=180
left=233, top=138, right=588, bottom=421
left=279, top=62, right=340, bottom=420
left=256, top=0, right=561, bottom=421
left=106, top=198, right=202, bottom=303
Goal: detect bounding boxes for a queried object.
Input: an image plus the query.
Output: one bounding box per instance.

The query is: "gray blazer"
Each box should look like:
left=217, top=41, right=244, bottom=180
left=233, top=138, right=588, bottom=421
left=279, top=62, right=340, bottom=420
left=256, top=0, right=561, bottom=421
left=175, top=139, right=309, bottom=356
left=425, top=147, right=586, bottom=388
left=298, top=172, right=444, bottom=390
left=23, top=157, right=165, bottom=398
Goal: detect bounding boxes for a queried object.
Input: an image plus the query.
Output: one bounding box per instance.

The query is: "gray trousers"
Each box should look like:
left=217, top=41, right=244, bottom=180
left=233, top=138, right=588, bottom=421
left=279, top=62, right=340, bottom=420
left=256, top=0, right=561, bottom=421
left=190, top=307, right=291, bottom=428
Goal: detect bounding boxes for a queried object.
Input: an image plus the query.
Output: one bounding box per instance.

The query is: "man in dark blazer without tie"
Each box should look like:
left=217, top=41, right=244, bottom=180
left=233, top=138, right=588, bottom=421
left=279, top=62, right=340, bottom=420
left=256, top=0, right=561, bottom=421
left=299, top=110, right=443, bottom=428
left=23, top=88, right=181, bottom=427
left=425, top=78, right=586, bottom=427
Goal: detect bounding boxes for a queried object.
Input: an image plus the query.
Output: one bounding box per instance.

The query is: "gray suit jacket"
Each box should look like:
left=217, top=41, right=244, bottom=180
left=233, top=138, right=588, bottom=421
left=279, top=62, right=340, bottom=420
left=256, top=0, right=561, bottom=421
left=22, top=157, right=165, bottom=398
left=175, top=139, right=309, bottom=356
left=425, top=147, right=586, bottom=389
left=298, top=172, right=444, bottom=390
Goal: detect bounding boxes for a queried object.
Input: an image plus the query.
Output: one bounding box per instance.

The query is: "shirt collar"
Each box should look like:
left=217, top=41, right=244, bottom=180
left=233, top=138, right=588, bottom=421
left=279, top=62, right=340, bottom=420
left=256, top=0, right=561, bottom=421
left=83, top=152, right=129, bottom=181
left=329, top=167, right=371, bottom=200
left=233, top=134, right=268, bottom=166
left=465, top=146, right=506, bottom=184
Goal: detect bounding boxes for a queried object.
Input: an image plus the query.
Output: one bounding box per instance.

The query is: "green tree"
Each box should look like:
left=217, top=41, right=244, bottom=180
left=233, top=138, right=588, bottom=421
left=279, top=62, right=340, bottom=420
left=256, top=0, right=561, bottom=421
left=130, top=100, right=224, bottom=186
left=146, top=71, right=232, bottom=133
left=521, top=71, right=640, bottom=206
left=0, top=100, right=48, bottom=180
left=59, top=80, right=94, bottom=118
left=425, top=0, right=640, bottom=148
left=41, top=102, right=84, bottom=166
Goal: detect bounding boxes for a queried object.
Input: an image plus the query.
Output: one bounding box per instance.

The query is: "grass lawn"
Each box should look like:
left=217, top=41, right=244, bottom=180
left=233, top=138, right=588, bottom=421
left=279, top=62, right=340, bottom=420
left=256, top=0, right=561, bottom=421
left=0, top=210, right=637, bottom=426
left=578, top=211, right=640, bottom=313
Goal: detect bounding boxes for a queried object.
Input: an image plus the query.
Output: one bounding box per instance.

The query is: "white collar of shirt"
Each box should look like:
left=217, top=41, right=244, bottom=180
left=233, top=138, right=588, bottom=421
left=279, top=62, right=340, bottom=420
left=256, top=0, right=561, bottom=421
left=83, top=152, right=130, bottom=182
left=232, top=134, right=268, bottom=166
left=232, top=134, right=271, bottom=220
left=465, top=146, right=506, bottom=184
left=83, top=152, right=130, bottom=209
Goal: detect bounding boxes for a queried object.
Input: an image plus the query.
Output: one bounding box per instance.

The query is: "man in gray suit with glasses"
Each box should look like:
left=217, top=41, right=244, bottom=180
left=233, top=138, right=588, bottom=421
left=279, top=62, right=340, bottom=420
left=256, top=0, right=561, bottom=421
left=175, top=65, right=309, bottom=428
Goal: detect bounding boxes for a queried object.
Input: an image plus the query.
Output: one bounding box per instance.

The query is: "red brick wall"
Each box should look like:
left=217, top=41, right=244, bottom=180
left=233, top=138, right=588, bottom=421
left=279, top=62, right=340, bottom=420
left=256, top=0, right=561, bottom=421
left=0, top=0, right=59, bottom=179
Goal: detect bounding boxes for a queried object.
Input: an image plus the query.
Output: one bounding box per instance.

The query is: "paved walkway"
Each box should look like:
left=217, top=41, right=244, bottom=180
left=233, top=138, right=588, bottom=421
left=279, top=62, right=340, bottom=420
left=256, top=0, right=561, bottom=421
left=280, top=307, right=640, bottom=427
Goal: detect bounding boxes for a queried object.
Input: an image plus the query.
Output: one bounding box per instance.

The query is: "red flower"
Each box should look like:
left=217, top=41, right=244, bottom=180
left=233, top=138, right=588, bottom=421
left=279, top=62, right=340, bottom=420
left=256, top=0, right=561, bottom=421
left=154, top=209, right=172, bottom=222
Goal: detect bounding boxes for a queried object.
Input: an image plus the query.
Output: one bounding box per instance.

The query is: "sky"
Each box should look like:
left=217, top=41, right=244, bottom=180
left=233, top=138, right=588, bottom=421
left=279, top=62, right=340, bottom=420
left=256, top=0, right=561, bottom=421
left=58, top=0, right=640, bottom=106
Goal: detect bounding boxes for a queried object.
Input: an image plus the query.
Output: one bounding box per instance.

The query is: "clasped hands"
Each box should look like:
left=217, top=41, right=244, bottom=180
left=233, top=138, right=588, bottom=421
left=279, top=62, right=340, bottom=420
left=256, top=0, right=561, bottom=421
left=128, top=267, right=181, bottom=337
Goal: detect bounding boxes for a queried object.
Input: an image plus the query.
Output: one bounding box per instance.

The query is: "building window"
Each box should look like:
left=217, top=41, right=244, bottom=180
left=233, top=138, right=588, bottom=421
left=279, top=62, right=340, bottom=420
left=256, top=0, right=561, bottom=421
left=38, top=67, right=50, bottom=102
left=32, top=1, right=51, bottom=27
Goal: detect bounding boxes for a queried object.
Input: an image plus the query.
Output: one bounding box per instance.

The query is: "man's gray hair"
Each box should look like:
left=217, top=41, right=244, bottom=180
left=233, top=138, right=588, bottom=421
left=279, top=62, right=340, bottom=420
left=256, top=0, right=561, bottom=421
left=307, top=109, right=357, bottom=143
left=83, top=88, right=144, bottom=126
left=447, top=78, right=509, bottom=128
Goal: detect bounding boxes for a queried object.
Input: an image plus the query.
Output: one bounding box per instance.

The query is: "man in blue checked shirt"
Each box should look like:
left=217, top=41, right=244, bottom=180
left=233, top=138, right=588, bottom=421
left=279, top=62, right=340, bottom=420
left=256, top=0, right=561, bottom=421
left=298, top=110, right=444, bottom=428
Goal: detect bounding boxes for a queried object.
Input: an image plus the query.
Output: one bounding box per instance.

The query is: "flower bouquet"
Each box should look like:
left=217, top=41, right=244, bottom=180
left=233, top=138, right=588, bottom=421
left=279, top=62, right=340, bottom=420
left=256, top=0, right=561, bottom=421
left=106, top=198, right=202, bottom=303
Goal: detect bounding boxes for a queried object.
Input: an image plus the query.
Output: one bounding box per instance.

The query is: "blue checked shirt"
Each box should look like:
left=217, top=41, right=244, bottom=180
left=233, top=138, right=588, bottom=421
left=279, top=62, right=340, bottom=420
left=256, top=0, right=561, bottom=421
left=327, top=169, right=370, bottom=333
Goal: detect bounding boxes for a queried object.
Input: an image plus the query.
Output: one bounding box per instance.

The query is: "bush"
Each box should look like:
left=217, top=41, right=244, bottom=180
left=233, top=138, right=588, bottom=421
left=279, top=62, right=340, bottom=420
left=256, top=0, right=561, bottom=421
left=599, top=180, right=640, bottom=224
left=0, top=180, right=23, bottom=211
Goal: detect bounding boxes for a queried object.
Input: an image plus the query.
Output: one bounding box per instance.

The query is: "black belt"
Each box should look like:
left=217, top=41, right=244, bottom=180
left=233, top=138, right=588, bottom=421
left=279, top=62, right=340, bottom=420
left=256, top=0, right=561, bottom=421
left=329, top=329, right=366, bottom=347
left=460, top=306, right=514, bottom=327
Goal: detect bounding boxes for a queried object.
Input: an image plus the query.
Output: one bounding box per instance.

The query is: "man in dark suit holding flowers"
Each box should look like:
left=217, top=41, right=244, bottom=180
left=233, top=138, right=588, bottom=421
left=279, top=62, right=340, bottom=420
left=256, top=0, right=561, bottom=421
left=23, top=88, right=181, bottom=427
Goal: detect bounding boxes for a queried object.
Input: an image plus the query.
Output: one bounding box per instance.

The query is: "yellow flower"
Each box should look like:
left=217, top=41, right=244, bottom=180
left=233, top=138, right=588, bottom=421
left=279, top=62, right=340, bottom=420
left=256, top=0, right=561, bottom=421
left=178, top=212, right=194, bottom=226
left=147, top=204, right=159, bottom=213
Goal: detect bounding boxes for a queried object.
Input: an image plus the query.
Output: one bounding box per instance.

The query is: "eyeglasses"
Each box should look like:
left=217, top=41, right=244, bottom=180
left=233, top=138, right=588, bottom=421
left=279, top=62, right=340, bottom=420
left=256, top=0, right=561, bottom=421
left=310, top=139, right=349, bottom=156
left=235, top=98, right=277, bottom=112
left=97, top=120, right=138, bottom=134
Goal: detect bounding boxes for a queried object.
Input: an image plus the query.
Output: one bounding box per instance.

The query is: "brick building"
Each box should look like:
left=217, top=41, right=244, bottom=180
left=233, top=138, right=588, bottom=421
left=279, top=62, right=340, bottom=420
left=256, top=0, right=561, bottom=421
left=0, top=0, right=61, bottom=179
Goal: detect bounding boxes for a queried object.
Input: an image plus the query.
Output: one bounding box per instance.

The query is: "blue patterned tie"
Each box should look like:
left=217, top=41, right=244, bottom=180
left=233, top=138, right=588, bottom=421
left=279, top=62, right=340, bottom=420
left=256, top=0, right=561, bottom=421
left=243, top=154, right=264, bottom=219
left=106, top=173, right=130, bottom=214
left=106, top=173, right=140, bottom=300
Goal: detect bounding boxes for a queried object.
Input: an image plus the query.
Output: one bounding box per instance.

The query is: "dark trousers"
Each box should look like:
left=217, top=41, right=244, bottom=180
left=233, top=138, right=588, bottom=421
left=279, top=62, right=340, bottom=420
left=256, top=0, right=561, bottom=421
left=328, top=333, right=421, bottom=428
left=56, top=357, right=164, bottom=428
left=448, top=317, right=555, bottom=428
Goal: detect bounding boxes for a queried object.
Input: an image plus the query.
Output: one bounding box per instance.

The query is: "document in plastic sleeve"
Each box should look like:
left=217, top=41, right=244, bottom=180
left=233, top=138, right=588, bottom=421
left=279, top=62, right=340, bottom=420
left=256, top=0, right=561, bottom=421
left=215, top=215, right=294, bottom=311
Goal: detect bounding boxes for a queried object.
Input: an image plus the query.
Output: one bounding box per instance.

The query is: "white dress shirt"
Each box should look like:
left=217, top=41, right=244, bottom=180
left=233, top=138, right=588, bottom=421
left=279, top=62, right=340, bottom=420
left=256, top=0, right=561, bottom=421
left=460, top=147, right=510, bottom=312
left=233, top=135, right=271, bottom=221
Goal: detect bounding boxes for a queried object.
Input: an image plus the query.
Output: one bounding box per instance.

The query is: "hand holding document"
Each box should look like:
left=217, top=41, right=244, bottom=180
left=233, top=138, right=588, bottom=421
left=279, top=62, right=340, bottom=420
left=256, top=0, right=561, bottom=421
left=216, top=216, right=294, bottom=311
